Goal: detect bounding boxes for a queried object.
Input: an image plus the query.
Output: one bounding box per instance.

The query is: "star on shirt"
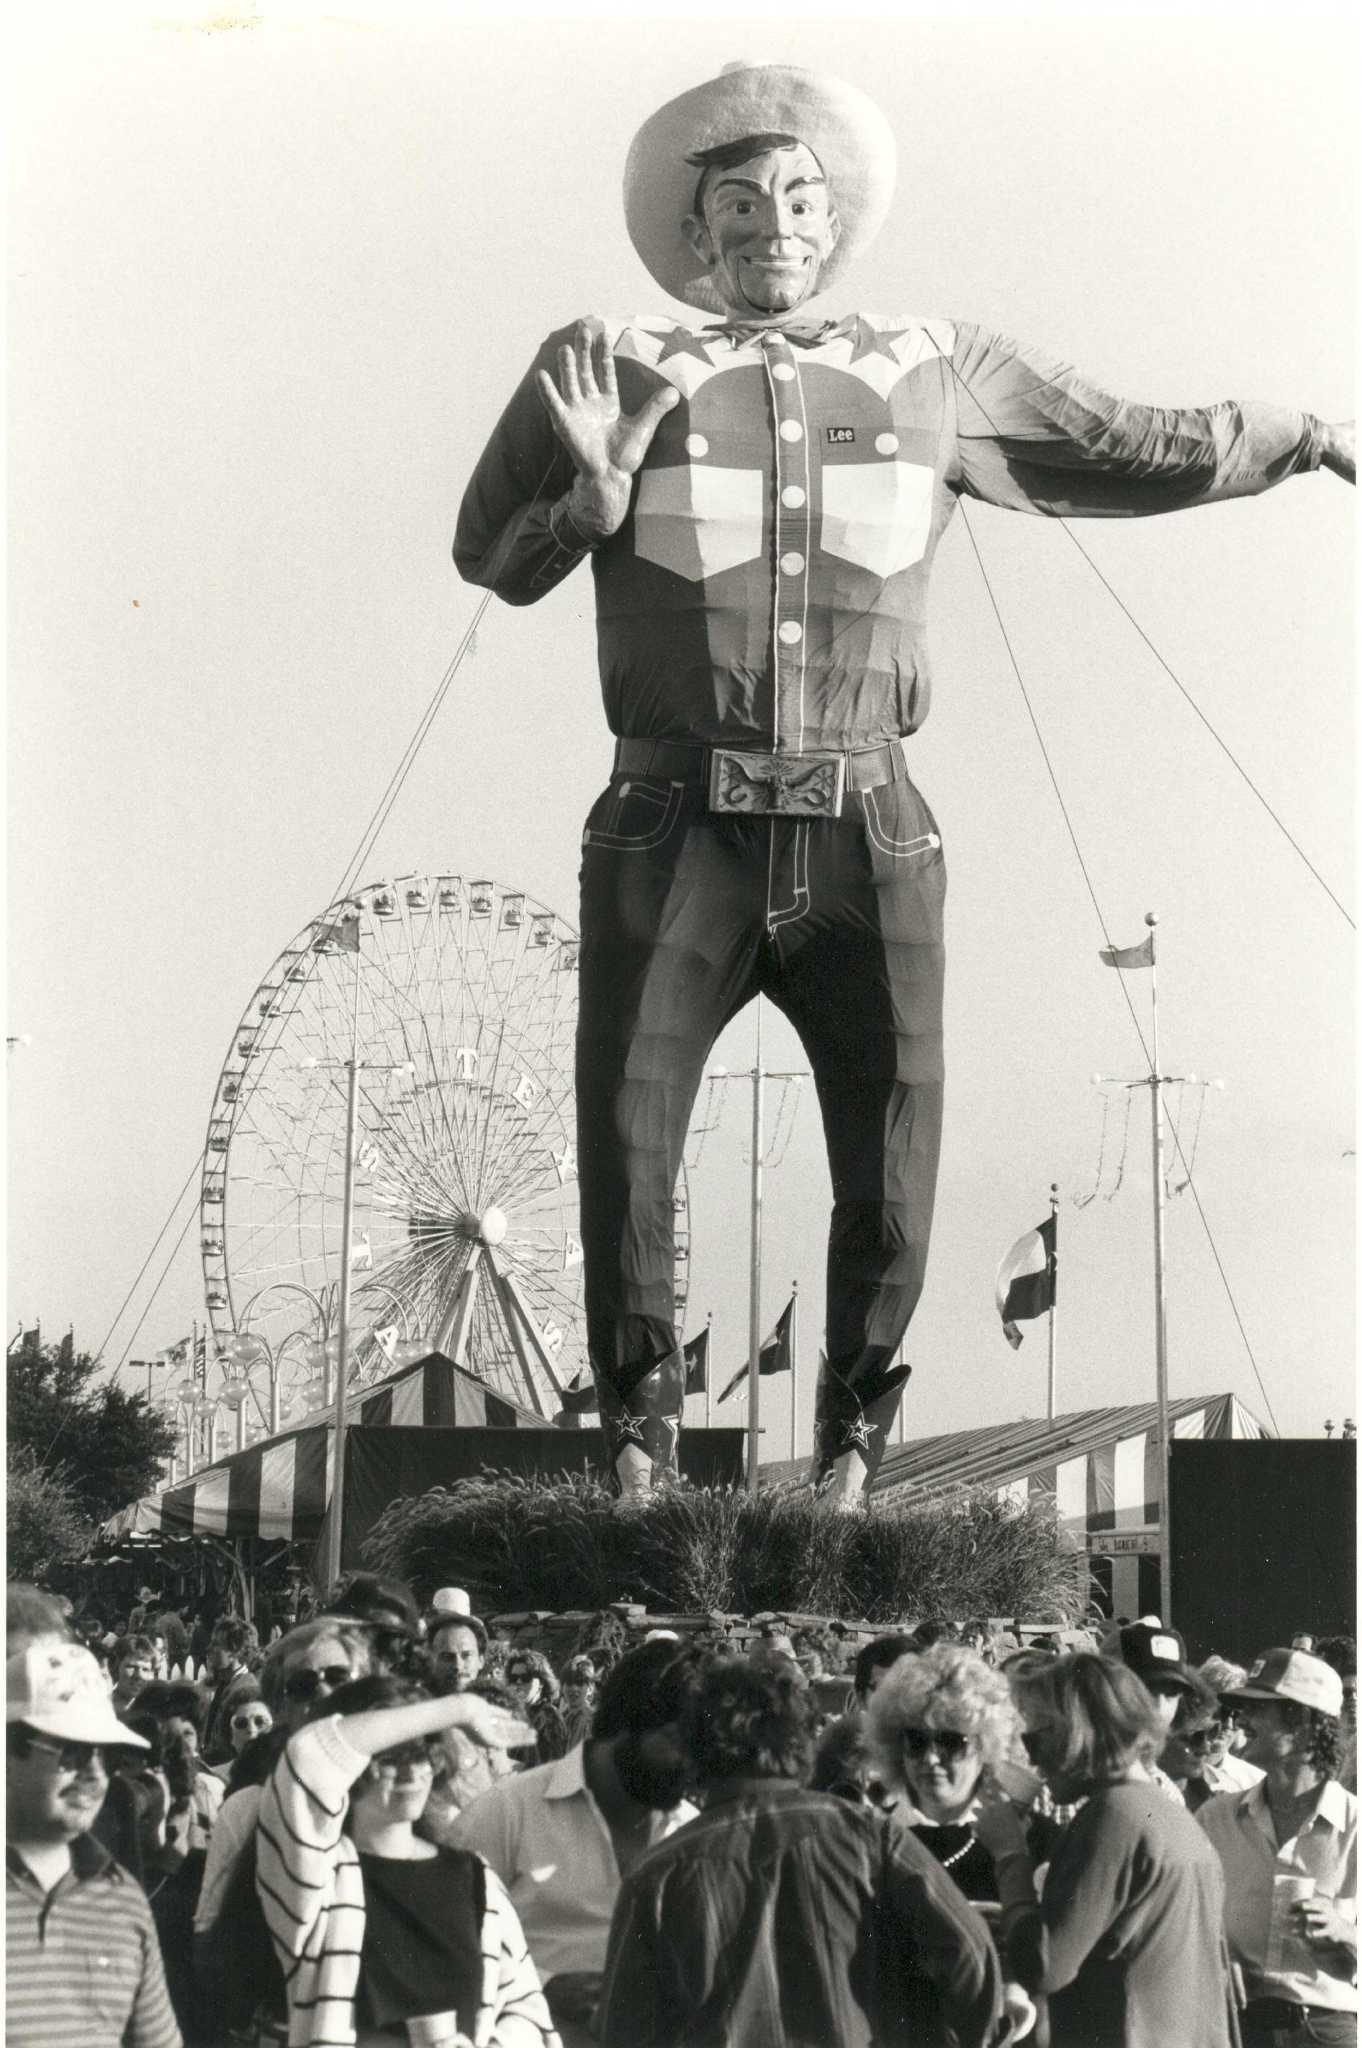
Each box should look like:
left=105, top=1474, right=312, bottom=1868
left=656, top=327, right=714, bottom=365
left=848, top=317, right=910, bottom=364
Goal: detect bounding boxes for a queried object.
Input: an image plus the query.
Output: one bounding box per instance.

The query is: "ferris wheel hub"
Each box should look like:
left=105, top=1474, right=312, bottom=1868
left=456, top=1205, right=509, bottom=1246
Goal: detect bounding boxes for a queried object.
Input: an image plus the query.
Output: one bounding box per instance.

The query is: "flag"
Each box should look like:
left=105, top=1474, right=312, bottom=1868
left=558, top=1371, right=599, bottom=1414
left=1099, top=935, right=1153, bottom=970
left=313, top=914, right=361, bottom=954
left=717, top=1297, right=795, bottom=1404
left=995, top=1216, right=1057, bottom=1349
left=683, top=1328, right=709, bottom=1395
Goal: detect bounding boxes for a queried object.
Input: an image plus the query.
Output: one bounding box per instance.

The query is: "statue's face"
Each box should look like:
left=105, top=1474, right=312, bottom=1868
left=684, top=141, right=840, bottom=319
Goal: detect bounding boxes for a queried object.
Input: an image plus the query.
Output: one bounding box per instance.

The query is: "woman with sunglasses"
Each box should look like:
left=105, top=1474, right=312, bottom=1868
left=864, top=1643, right=1055, bottom=1904
left=975, top=1651, right=1239, bottom=2048
left=503, top=1651, right=570, bottom=1766
left=256, top=1673, right=559, bottom=2047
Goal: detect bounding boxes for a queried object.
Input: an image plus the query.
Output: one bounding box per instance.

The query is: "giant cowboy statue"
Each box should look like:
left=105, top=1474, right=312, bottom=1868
left=456, top=63, right=1353, bottom=1503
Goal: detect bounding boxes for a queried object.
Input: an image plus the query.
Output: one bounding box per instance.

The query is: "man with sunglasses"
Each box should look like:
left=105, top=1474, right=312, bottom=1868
left=7, top=1640, right=181, bottom=2048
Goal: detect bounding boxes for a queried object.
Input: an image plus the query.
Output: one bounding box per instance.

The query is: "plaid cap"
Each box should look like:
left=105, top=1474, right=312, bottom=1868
left=1115, top=1622, right=1197, bottom=1693
left=1224, top=1647, right=1344, bottom=1718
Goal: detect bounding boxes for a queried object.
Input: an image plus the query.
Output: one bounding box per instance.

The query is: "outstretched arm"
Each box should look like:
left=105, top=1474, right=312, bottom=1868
left=535, top=320, right=678, bottom=540
left=1318, top=419, right=1355, bottom=482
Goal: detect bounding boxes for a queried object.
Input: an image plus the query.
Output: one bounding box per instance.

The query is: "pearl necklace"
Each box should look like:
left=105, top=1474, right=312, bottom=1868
left=936, top=1829, right=977, bottom=1870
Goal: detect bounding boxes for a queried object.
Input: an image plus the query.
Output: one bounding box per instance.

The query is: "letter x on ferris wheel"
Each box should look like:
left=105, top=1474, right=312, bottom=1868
left=199, top=872, right=692, bottom=1429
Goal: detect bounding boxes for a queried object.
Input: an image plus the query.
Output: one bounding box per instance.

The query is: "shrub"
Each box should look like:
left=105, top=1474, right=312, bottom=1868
left=363, top=1470, right=1082, bottom=1625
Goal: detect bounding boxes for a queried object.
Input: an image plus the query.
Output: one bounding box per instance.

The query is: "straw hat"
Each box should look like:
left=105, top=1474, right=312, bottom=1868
left=624, top=62, right=896, bottom=314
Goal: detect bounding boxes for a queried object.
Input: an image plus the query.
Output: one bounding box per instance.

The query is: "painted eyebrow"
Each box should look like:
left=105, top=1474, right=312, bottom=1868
left=711, top=173, right=827, bottom=195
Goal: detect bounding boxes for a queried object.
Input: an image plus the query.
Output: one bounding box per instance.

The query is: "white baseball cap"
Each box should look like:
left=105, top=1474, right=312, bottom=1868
left=6, top=1642, right=148, bottom=1748
left=1225, top=1647, right=1344, bottom=1719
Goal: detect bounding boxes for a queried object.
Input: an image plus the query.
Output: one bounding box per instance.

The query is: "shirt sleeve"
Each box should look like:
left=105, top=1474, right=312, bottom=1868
left=125, top=1889, right=184, bottom=2048
left=598, top=1865, right=672, bottom=2048
left=880, top=1819, right=1003, bottom=2048
left=949, top=321, right=1325, bottom=519
left=446, top=1780, right=521, bottom=1888
left=477, top=1862, right=562, bottom=2048
left=1036, top=1800, right=1135, bottom=1992
left=255, top=1716, right=364, bottom=1961
left=454, top=324, right=597, bottom=606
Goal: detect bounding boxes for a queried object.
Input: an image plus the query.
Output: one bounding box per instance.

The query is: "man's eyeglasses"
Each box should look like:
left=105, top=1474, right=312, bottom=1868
left=901, top=1726, right=973, bottom=1762
left=20, top=1735, right=108, bottom=1775
left=282, top=1665, right=352, bottom=1703
left=1179, top=1723, right=1225, bottom=1751
left=369, top=1742, right=435, bottom=1778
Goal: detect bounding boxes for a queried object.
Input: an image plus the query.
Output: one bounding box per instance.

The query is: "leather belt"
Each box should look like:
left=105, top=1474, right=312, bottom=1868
left=1242, top=2000, right=1347, bottom=2033
left=612, top=737, right=908, bottom=820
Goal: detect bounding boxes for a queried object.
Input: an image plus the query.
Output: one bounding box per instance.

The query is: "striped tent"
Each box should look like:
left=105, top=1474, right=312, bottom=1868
left=100, top=1350, right=542, bottom=1545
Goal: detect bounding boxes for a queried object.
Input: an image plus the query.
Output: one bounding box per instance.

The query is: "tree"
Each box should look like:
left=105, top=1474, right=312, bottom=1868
left=6, top=1331, right=178, bottom=1529
left=6, top=1446, right=90, bottom=1581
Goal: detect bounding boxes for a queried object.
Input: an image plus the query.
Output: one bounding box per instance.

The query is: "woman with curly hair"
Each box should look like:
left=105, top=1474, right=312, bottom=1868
left=504, top=1649, right=571, bottom=1765
left=864, top=1643, right=1053, bottom=1903
left=256, top=1672, right=560, bottom=2046
left=976, top=1651, right=1238, bottom=2048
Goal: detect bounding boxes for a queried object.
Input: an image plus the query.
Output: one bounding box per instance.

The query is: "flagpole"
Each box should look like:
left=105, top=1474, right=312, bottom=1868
left=746, top=1000, right=764, bottom=1495
left=788, top=1280, right=799, bottom=1462
left=1047, top=1182, right=1059, bottom=1423
left=326, top=941, right=363, bottom=1588
left=703, top=1310, right=713, bottom=1430
left=1146, top=913, right=1172, bottom=1621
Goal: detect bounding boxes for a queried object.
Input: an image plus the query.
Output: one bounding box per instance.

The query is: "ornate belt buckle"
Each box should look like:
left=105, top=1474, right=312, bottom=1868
left=708, top=749, right=846, bottom=819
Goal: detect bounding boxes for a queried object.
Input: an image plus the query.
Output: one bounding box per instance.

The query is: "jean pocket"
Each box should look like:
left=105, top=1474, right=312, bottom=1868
left=861, top=781, right=943, bottom=861
left=582, top=777, right=685, bottom=852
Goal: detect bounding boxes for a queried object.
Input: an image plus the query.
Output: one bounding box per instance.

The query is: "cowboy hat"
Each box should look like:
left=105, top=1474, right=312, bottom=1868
left=624, top=62, right=896, bottom=314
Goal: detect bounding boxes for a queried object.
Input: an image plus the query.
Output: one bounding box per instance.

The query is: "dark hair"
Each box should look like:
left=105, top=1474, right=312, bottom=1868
left=1171, top=1671, right=1221, bottom=1735
left=684, top=131, right=805, bottom=219
left=321, top=1574, right=422, bottom=1677
left=1315, top=1636, right=1357, bottom=1682
left=1273, top=1699, right=1345, bottom=1780
left=210, top=1616, right=258, bottom=1660
left=683, top=1657, right=813, bottom=1785
left=114, top=1633, right=157, bottom=1665
left=227, top=1723, right=288, bottom=1793
left=132, top=1681, right=206, bottom=1735
left=911, top=1620, right=960, bottom=1651
left=810, top=1714, right=871, bottom=1803
left=592, top=1639, right=705, bottom=1741
left=465, top=1677, right=513, bottom=1714
left=853, top=1633, right=914, bottom=1699
left=1015, top=1653, right=1164, bottom=1789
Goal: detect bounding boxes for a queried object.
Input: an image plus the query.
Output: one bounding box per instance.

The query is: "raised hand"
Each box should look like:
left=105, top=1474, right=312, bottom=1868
left=446, top=1692, right=533, bottom=1755
left=536, top=320, right=679, bottom=538
left=1319, top=419, right=1355, bottom=484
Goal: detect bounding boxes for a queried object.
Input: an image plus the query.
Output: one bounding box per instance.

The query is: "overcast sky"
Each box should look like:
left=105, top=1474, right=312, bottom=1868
left=7, top=2, right=1355, bottom=1455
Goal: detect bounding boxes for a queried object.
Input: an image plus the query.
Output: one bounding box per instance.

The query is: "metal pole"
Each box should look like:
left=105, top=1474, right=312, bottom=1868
left=1146, top=914, right=1172, bottom=1620
left=326, top=949, right=363, bottom=1586
left=1047, top=1181, right=1059, bottom=1423
left=789, top=1280, right=799, bottom=1462
left=269, top=1354, right=281, bottom=1437
left=703, top=1310, right=713, bottom=1431
left=746, top=1000, right=764, bottom=1495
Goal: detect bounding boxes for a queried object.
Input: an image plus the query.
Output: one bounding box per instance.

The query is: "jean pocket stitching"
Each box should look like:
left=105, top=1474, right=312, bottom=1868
left=862, top=785, right=940, bottom=860
left=583, top=780, right=685, bottom=852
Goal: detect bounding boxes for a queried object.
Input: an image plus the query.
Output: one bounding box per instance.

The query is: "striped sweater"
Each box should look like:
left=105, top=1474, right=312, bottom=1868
left=256, top=1716, right=560, bottom=2048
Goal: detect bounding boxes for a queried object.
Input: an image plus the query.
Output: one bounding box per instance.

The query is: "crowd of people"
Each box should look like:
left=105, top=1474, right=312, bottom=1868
left=7, top=1571, right=1357, bottom=2047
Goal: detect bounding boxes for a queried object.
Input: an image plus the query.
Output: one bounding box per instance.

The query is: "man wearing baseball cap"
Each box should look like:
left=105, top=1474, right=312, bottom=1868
left=457, top=62, right=1354, bottom=1502
left=1199, top=1648, right=1357, bottom=2046
left=7, top=1642, right=181, bottom=2048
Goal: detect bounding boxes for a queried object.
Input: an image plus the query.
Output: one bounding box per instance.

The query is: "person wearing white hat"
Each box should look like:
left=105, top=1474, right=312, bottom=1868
left=6, top=1642, right=181, bottom=2048
left=1199, top=1648, right=1357, bottom=2046
left=457, top=62, right=1354, bottom=1502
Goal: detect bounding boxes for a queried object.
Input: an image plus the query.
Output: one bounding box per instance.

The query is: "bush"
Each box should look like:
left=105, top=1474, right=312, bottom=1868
left=363, top=1471, right=1083, bottom=1625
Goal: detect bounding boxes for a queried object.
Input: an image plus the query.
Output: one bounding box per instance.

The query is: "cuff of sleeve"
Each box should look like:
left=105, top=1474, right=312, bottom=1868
left=549, top=494, right=602, bottom=552
left=301, top=1713, right=373, bottom=1783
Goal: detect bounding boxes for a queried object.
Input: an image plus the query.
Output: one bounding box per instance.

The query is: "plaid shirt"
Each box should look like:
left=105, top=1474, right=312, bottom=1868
left=598, top=1776, right=1000, bottom=2048
left=457, top=314, right=1323, bottom=754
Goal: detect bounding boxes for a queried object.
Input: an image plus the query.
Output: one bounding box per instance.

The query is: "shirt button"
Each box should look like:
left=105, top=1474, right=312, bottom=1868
left=780, top=552, right=805, bottom=576
left=781, top=486, right=806, bottom=508
left=779, top=420, right=803, bottom=443
left=771, top=363, right=796, bottom=382
left=685, top=434, right=709, bottom=457
left=778, top=621, right=803, bottom=645
left=876, top=432, right=900, bottom=455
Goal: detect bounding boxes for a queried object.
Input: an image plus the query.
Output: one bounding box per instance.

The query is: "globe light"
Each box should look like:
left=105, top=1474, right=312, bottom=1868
left=173, top=1376, right=198, bottom=1404
left=220, top=1381, right=249, bottom=1412
left=232, top=1333, right=267, bottom=1367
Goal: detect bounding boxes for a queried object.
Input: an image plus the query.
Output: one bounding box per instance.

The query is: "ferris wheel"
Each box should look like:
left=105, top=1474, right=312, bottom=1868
left=200, top=873, right=693, bottom=1431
